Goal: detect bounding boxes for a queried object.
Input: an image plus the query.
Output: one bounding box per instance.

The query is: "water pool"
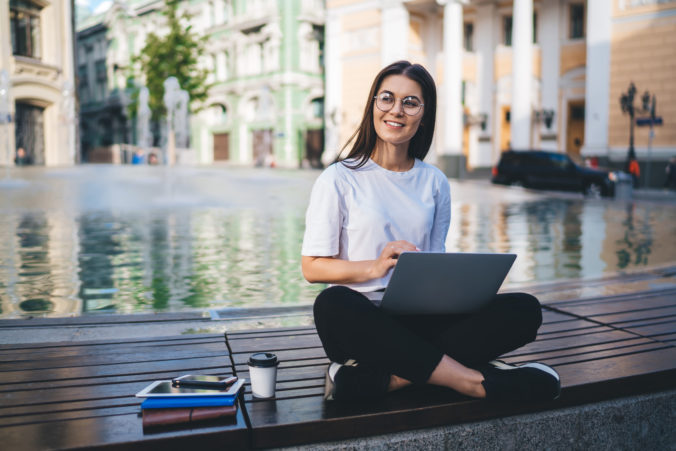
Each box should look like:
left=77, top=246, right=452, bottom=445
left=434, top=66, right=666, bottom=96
left=1, top=165, right=674, bottom=318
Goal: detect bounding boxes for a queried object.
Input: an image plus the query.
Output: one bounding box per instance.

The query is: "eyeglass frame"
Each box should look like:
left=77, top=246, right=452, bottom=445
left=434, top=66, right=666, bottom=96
left=373, top=93, right=425, bottom=116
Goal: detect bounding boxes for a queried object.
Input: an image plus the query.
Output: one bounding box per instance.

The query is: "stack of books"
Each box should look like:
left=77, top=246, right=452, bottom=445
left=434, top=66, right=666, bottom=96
left=135, top=375, right=245, bottom=429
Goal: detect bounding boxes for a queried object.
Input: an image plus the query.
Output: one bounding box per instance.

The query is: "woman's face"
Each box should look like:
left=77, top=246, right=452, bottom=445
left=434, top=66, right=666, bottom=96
left=373, top=74, right=424, bottom=151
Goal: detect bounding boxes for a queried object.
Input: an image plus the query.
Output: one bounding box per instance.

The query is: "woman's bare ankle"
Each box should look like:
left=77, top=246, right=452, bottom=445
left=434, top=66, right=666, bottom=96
left=427, top=355, right=487, bottom=398
left=388, top=374, right=412, bottom=392
left=467, top=368, right=486, bottom=398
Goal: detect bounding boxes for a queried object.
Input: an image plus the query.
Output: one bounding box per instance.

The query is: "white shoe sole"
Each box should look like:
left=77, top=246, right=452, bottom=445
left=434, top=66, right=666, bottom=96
left=489, top=360, right=560, bottom=381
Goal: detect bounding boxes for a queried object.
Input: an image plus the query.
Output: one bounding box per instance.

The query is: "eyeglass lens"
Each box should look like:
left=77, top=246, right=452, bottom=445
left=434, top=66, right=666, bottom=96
left=375, top=93, right=422, bottom=116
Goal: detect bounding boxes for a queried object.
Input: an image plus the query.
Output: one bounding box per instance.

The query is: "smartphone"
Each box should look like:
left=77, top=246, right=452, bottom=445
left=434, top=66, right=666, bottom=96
left=171, top=374, right=237, bottom=389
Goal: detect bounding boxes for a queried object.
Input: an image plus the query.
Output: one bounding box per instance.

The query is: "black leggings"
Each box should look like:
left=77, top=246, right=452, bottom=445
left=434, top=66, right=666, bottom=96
left=313, top=285, right=542, bottom=384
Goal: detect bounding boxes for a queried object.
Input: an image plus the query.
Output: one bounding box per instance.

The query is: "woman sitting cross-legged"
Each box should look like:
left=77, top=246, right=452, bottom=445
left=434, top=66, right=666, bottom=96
left=301, top=61, right=560, bottom=402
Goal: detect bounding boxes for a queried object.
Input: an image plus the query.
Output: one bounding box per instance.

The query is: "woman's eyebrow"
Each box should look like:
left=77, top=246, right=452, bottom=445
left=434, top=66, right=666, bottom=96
left=378, top=90, right=421, bottom=100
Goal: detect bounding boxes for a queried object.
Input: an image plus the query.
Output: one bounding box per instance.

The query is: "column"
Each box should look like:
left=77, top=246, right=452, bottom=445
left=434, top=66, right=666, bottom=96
left=381, top=0, right=409, bottom=65
left=322, top=9, right=342, bottom=165
left=581, top=0, right=611, bottom=159
left=281, top=0, right=295, bottom=166
left=539, top=0, right=560, bottom=151
left=62, top=0, right=77, bottom=165
left=1, top=0, right=13, bottom=167
left=510, top=0, right=533, bottom=150
left=439, top=0, right=464, bottom=177
left=475, top=3, right=495, bottom=167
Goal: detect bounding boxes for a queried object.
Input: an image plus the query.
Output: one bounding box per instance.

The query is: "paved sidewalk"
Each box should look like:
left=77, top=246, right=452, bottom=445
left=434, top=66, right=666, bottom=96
left=633, top=187, right=676, bottom=203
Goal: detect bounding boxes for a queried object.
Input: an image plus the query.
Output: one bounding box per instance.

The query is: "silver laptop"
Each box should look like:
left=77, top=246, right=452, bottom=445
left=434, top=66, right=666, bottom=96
left=380, top=252, right=516, bottom=314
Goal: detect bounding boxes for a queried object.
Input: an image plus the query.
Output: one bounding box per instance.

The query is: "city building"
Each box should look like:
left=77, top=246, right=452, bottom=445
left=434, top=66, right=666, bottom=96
left=76, top=0, right=325, bottom=168
left=0, top=0, right=77, bottom=166
left=324, top=0, right=676, bottom=186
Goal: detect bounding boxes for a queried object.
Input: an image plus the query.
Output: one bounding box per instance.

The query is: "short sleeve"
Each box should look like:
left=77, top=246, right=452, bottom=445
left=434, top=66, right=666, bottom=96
left=301, top=167, right=343, bottom=257
left=430, top=173, right=451, bottom=252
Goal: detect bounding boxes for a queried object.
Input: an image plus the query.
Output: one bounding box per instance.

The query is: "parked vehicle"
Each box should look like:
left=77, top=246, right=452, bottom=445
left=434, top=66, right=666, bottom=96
left=491, top=150, right=624, bottom=197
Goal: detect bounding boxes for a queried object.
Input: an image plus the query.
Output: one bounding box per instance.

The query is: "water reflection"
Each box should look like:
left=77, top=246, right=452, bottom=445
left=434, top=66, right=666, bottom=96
left=446, top=197, right=674, bottom=285
left=60, top=208, right=321, bottom=316
left=0, top=168, right=674, bottom=318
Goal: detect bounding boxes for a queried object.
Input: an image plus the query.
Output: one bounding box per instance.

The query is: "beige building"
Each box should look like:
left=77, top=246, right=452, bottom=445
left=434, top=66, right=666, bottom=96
left=0, top=0, right=77, bottom=166
left=324, top=0, right=676, bottom=185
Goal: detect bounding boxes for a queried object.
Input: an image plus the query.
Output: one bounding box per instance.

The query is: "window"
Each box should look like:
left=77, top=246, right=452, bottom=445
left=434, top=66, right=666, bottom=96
left=78, top=65, right=88, bottom=88
left=570, top=3, right=585, bottom=39
left=463, top=22, right=474, bottom=52
left=503, top=13, right=537, bottom=46
left=533, top=13, right=538, bottom=44
left=95, top=60, right=107, bottom=82
left=503, top=16, right=512, bottom=46
left=9, top=0, right=42, bottom=59
left=570, top=104, right=585, bottom=120
left=313, top=25, right=325, bottom=71
left=311, top=98, right=324, bottom=119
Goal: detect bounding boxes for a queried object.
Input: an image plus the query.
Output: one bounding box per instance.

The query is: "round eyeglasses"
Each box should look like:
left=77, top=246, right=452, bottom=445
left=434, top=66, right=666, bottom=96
left=373, top=93, right=424, bottom=116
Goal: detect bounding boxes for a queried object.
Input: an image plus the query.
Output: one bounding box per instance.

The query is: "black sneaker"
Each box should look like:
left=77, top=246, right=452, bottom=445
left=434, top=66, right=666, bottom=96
left=324, top=359, right=390, bottom=401
left=478, top=360, right=561, bottom=402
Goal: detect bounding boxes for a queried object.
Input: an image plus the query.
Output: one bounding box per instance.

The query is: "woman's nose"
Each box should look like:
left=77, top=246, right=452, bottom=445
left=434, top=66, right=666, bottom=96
left=390, top=100, right=404, bottom=115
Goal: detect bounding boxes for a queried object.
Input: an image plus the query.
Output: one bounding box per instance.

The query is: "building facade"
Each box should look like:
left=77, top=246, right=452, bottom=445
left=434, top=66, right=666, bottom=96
left=325, top=0, right=676, bottom=186
left=76, top=0, right=325, bottom=168
left=0, top=0, right=77, bottom=166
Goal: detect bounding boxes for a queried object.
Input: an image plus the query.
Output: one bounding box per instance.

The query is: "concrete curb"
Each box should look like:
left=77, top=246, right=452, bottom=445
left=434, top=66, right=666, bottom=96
left=276, top=389, right=676, bottom=450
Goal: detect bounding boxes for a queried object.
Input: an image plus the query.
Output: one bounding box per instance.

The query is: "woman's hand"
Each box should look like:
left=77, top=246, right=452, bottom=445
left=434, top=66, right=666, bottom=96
left=369, top=240, right=420, bottom=279
left=301, top=240, right=419, bottom=284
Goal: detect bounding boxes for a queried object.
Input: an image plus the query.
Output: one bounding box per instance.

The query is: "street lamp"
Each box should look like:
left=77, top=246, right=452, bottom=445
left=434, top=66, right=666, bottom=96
left=619, top=82, right=651, bottom=160
left=619, top=82, right=636, bottom=159
left=620, top=81, right=661, bottom=185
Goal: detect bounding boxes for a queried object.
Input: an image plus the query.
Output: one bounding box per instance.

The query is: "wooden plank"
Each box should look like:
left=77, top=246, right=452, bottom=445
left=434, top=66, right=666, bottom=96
left=581, top=308, right=676, bottom=326
left=546, top=290, right=676, bottom=313
left=537, top=318, right=599, bottom=335
left=0, top=345, right=229, bottom=370
left=621, top=319, right=676, bottom=342
left=0, top=355, right=233, bottom=385
left=0, top=333, right=225, bottom=351
left=504, top=336, right=659, bottom=363
left=0, top=368, right=233, bottom=392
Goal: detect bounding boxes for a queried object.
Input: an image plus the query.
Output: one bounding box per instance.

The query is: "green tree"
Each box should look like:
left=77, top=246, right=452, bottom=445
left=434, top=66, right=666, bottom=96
left=131, top=0, right=211, bottom=120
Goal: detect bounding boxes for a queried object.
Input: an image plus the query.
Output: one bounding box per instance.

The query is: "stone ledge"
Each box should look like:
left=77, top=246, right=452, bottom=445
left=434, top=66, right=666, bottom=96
left=278, top=389, right=675, bottom=450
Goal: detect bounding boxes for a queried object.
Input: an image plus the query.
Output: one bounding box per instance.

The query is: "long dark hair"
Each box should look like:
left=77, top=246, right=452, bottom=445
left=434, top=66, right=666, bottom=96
left=339, top=60, right=437, bottom=169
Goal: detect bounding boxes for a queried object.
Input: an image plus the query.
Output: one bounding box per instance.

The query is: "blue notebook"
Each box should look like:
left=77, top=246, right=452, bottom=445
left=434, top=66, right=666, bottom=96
left=141, top=396, right=236, bottom=409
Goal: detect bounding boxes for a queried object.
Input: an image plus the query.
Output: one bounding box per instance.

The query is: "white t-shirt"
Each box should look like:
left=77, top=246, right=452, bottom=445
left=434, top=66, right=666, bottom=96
left=302, top=158, right=451, bottom=298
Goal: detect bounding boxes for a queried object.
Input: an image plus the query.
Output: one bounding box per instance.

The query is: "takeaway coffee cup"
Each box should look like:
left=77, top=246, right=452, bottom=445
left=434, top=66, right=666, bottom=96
left=248, top=352, right=279, bottom=398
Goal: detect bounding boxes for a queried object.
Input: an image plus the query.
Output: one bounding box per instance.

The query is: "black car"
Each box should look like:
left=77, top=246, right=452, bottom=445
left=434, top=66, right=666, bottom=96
left=491, top=150, right=622, bottom=197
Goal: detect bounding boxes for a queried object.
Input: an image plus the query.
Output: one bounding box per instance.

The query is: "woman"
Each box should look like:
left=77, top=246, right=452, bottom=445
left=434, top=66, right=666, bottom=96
left=301, top=61, right=560, bottom=402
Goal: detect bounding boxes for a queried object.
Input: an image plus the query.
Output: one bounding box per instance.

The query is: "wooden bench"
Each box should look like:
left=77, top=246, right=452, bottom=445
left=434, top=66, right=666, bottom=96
left=0, top=334, right=248, bottom=450
left=0, top=285, right=674, bottom=449
left=231, top=286, right=676, bottom=448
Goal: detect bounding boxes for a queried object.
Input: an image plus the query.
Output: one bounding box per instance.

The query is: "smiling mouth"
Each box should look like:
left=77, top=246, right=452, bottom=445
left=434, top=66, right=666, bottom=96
left=385, top=121, right=404, bottom=128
